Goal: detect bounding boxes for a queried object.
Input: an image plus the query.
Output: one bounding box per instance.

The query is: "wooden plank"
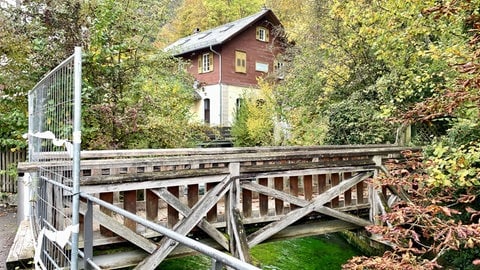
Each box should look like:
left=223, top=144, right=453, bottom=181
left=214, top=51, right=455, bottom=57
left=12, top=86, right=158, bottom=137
left=80, top=174, right=228, bottom=193
left=100, top=192, right=115, bottom=236
left=318, top=174, right=326, bottom=193
left=78, top=202, right=158, bottom=254
left=304, top=175, right=313, bottom=201
left=146, top=189, right=158, bottom=221
left=124, top=190, right=137, bottom=231
left=246, top=172, right=372, bottom=247
left=206, top=182, right=218, bottom=222
left=289, top=176, right=299, bottom=210
left=331, top=173, right=340, bottom=208
left=242, top=187, right=252, bottom=218
left=167, top=186, right=179, bottom=228
left=6, top=219, right=35, bottom=268
left=134, top=175, right=233, bottom=270
left=151, top=188, right=229, bottom=251
left=357, top=181, right=364, bottom=204
left=274, top=177, right=283, bottom=215
left=343, top=172, right=352, bottom=206
left=258, top=178, right=268, bottom=218
left=20, top=145, right=416, bottom=174
left=187, top=184, right=199, bottom=208
left=230, top=207, right=252, bottom=263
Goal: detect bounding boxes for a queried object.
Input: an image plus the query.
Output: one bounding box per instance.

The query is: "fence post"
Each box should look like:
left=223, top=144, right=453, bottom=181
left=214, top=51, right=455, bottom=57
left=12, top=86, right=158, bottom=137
left=71, top=46, right=82, bottom=270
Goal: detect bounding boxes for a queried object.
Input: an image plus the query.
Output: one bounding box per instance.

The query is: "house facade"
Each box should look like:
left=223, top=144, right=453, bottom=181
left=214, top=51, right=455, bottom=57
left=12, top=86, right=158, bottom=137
left=165, top=8, right=284, bottom=127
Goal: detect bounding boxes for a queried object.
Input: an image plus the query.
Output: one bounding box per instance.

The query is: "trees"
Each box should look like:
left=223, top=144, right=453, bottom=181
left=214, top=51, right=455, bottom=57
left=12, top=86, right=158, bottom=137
left=272, top=0, right=466, bottom=145
left=343, top=1, right=480, bottom=268
left=0, top=0, right=84, bottom=150
left=81, top=0, right=199, bottom=149
left=0, top=0, right=205, bottom=150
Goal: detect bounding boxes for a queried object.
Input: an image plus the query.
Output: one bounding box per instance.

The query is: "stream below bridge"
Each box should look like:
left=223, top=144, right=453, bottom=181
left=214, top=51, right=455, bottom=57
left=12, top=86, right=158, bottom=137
left=157, top=234, right=362, bottom=270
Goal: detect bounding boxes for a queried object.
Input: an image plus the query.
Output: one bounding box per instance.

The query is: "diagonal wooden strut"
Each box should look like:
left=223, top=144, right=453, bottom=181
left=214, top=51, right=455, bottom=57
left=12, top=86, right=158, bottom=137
left=78, top=201, right=158, bottom=254
left=245, top=171, right=373, bottom=247
left=150, top=188, right=229, bottom=250
left=241, top=181, right=371, bottom=227
left=134, top=175, right=233, bottom=270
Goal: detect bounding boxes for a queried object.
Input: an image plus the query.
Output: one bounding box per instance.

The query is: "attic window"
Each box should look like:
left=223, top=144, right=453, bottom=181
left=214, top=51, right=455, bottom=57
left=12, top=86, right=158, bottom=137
left=220, top=25, right=234, bottom=32
left=198, top=32, right=211, bottom=39
left=256, top=26, right=269, bottom=42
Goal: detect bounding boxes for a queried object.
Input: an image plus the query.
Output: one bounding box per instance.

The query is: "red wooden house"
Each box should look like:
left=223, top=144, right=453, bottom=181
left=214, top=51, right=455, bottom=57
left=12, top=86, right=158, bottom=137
left=165, top=8, right=284, bottom=126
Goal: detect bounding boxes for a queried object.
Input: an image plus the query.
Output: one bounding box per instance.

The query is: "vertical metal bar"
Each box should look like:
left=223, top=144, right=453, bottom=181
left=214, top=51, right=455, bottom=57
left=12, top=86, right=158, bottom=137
left=84, top=199, right=94, bottom=270
left=71, top=46, right=82, bottom=270
left=211, top=258, right=224, bottom=270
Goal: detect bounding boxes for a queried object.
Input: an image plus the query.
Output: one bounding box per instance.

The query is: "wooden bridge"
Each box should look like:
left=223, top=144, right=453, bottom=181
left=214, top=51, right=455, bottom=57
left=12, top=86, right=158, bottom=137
left=13, top=145, right=414, bottom=269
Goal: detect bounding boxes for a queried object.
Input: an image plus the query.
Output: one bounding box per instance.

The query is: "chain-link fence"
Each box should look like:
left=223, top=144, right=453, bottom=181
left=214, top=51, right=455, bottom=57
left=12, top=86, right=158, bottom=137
left=27, top=47, right=82, bottom=269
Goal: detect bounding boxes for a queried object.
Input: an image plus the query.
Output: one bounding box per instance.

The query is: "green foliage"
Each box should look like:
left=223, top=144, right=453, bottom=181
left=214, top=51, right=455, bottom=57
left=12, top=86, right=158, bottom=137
left=80, top=0, right=204, bottom=149
left=426, top=141, right=480, bottom=188
left=325, top=95, right=395, bottom=145
left=231, top=81, right=275, bottom=147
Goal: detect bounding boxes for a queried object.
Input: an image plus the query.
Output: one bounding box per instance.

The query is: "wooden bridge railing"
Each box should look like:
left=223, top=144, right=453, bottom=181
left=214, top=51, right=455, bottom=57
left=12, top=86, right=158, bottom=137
left=18, top=145, right=415, bottom=269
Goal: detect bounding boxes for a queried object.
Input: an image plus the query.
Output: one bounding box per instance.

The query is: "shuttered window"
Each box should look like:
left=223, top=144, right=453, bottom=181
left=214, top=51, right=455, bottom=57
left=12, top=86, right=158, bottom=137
left=198, top=52, right=213, bottom=73
left=235, top=51, right=246, bottom=73
left=256, top=26, right=269, bottom=42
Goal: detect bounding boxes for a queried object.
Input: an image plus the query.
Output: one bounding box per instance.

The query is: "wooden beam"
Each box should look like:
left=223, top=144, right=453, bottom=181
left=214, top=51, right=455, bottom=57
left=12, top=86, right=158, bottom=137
left=246, top=172, right=373, bottom=247
left=230, top=208, right=252, bottom=263
left=150, top=188, right=229, bottom=251
left=80, top=174, right=228, bottom=193
left=242, top=179, right=372, bottom=228
left=78, top=202, right=158, bottom=254
left=124, top=190, right=137, bottom=231
left=134, top=175, right=233, bottom=270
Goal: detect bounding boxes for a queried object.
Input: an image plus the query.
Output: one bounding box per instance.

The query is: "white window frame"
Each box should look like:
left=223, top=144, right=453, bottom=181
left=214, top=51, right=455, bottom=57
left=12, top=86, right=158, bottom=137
left=202, top=53, right=210, bottom=72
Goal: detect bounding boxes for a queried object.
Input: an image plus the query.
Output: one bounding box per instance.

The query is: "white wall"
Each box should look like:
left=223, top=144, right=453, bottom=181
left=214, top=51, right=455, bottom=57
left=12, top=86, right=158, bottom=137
left=192, top=84, right=259, bottom=127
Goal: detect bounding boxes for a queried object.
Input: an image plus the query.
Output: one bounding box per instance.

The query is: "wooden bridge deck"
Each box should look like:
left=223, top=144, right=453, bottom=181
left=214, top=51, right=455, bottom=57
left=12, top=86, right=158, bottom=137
left=14, top=145, right=415, bottom=269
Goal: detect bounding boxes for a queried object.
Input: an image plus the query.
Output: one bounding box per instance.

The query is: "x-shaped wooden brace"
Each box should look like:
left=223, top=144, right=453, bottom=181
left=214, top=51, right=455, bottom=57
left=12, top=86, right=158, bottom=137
left=134, top=174, right=233, bottom=270
left=242, top=171, right=374, bottom=248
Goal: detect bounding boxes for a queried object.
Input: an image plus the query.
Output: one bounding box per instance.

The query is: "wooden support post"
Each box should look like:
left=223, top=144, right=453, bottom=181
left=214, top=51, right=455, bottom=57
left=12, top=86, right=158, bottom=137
left=331, top=173, right=340, bottom=208
left=187, top=184, right=199, bottom=208
left=259, top=178, right=268, bottom=216
left=274, top=176, right=284, bottom=215
left=318, top=174, right=327, bottom=193
left=357, top=181, right=364, bottom=204
left=304, top=175, right=313, bottom=201
left=100, top=192, right=114, bottom=236
left=206, top=182, right=218, bottom=222
left=289, top=176, right=299, bottom=210
left=146, top=189, right=158, bottom=221
left=124, top=190, right=137, bottom=231
left=343, top=172, right=352, bottom=206
left=167, top=186, right=179, bottom=228
left=231, top=208, right=252, bottom=263
left=242, top=187, right=252, bottom=218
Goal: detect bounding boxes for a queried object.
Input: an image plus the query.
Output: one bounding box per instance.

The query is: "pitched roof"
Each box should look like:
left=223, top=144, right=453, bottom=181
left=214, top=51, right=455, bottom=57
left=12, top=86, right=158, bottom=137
left=165, top=8, right=280, bottom=56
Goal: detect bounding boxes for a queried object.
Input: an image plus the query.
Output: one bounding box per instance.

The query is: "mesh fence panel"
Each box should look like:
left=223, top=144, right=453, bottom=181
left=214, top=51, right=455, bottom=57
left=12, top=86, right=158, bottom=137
left=28, top=49, right=81, bottom=269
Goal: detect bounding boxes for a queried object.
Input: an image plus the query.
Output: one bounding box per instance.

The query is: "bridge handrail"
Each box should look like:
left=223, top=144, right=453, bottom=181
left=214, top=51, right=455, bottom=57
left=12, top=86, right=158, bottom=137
left=80, top=190, right=260, bottom=270
left=18, top=145, right=419, bottom=173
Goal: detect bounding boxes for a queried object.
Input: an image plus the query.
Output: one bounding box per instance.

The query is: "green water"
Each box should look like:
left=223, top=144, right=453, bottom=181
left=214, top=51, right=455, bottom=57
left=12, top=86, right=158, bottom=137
left=158, top=234, right=362, bottom=270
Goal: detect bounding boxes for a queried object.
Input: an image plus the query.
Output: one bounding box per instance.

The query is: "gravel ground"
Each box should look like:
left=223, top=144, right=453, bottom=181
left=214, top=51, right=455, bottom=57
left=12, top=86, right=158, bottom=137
left=0, top=206, right=17, bottom=270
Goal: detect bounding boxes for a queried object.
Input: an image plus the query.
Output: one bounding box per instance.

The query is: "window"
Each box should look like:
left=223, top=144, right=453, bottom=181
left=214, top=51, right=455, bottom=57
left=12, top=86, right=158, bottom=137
left=198, top=52, right=213, bottom=73
left=256, top=26, right=269, bottom=42
left=274, top=58, right=285, bottom=79
left=204, top=98, right=210, bottom=124
left=235, top=51, right=246, bottom=73
left=255, top=62, right=269, bottom=73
